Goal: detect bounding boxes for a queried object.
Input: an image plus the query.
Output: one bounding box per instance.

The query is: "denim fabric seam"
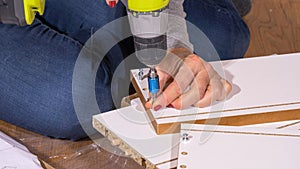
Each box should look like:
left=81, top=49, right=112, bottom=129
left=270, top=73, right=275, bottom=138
left=36, top=18, right=84, bottom=48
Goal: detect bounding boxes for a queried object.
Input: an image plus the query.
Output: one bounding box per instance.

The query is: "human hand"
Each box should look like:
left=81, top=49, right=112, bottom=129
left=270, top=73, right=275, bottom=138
left=145, top=48, right=232, bottom=110
left=105, top=0, right=119, bottom=8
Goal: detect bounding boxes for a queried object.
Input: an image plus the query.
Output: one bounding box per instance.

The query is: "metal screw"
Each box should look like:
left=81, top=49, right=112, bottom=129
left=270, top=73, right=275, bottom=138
left=138, top=69, right=143, bottom=80
left=182, top=133, right=192, bottom=143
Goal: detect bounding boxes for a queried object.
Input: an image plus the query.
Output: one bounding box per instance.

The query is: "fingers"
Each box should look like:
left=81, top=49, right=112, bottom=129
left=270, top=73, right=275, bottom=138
left=170, top=70, right=210, bottom=109
left=144, top=48, right=233, bottom=110
left=193, top=85, right=213, bottom=108
left=146, top=49, right=188, bottom=109
left=152, top=55, right=203, bottom=109
left=157, top=69, right=171, bottom=93
left=106, top=0, right=119, bottom=8
left=156, top=48, right=193, bottom=78
left=193, top=79, right=232, bottom=108
left=217, top=79, right=232, bottom=101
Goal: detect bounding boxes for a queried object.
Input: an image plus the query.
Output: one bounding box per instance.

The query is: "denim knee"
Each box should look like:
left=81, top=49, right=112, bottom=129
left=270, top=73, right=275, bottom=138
left=42, top=0, right=127, bottom=44
left=183, top=0, right=250, bottom=61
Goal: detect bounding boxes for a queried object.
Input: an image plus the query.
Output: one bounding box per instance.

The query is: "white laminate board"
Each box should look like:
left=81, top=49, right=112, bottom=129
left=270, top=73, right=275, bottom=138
left=131, top=53, right=300, bottom=120
left=93, top=99, right=300, bottom=169
left=244, top=120, right=300, bottom=129
left=93, top=98, right=179, bottom=168
left=279, top=121, right=300, bottom=130
left=177, top=123, right=300, bottom=169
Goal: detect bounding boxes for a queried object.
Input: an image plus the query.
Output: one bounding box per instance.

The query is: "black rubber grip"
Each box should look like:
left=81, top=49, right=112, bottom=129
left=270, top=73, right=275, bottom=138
left=133, top=34, right=167, bottom=66
left=0, top=0, right=26, bottom=26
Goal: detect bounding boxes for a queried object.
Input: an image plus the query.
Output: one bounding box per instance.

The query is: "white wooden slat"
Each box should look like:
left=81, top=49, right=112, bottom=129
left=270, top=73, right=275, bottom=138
left=93, top=98, right=179, bottom=168
left=177, top=123, right=300, bottom=169
left=93, top=100, right=300, bottom=169
left=244, top=120, right=300, bottom=129
left=279, top=121, right=300, bottom=130
left=131, top=53, right=300, bottom=121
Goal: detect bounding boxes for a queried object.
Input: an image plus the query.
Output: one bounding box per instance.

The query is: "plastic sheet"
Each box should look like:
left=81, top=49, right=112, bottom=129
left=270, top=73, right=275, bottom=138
left=0, top=95, right=143, bottom=169
left=0, top=131, right=43, bottom=169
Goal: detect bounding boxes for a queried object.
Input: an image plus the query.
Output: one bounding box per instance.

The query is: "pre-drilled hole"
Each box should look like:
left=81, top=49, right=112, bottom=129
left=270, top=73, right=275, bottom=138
left=181, top=151, right=188, bottom=155
left=180, top=164, right=187, bottom=168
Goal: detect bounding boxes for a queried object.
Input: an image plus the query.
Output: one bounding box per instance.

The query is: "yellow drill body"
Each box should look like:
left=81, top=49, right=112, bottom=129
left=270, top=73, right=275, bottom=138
left=23, top=0, right=45, bottom=25
left=128, top=0, right=169, bottom=12
left=127, top=0, right=170, bottom=103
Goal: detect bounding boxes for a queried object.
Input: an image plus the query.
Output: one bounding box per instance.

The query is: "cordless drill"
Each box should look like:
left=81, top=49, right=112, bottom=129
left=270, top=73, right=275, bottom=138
left=127, top=0, right=170, bottom=101
left=0, top=0, right=170, bottom=102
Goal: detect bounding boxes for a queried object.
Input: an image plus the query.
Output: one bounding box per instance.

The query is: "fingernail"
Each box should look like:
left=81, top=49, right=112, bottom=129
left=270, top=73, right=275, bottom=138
left=154, top=105, right=162, bottom=111
left=109, top=0, right=117, bottom=8
left=167, top=104, right=174, bottom=108
left=145, top=102, right=151, bottom=109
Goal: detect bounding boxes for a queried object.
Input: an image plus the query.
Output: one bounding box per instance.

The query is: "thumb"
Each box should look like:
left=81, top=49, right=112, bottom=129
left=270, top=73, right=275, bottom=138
left=106, top=0, right=119, bottom=8
left=157, top=68, right=170, bottom=94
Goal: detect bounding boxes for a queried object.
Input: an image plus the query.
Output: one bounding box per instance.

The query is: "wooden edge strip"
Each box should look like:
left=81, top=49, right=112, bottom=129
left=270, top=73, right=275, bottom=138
left=130, top=72, right=160, bottom=133
left=156, top=109, right=300, bottom=135
left=92, top=118, right=158, bottom=169
left=156, top=102, right=300, bottom=120
left=154, top=158, right=178, bottom=166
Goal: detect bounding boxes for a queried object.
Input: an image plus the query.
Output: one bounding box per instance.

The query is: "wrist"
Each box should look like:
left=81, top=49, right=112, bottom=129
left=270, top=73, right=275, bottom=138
left=156, top=47, right=193, bottom=76
left=167, top=47, right=193, bottom=59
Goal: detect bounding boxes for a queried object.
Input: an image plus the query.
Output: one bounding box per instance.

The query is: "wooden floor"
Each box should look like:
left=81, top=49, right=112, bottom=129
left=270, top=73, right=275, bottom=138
left=244, top=0, right=300, bottom=57
left=1, top=0, right=300, bottom=169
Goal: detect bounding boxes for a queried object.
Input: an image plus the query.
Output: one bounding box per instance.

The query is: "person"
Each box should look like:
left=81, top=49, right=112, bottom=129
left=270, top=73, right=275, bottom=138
left=0, top=0, right=250, bottom=140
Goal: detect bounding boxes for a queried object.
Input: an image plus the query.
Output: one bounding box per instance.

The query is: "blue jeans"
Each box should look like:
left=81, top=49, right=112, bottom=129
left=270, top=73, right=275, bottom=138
left=0, top=0, right=249, bottom=140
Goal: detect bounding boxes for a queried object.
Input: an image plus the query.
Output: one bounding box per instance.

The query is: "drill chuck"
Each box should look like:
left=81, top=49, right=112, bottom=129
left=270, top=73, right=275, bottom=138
left=133, top=34, right=167, bottom=67
left=127, top=0, right=169, bottom=67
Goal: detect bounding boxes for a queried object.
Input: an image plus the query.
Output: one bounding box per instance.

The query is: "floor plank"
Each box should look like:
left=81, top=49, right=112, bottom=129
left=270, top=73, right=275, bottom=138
left=244, top=0, right=300, bottom=57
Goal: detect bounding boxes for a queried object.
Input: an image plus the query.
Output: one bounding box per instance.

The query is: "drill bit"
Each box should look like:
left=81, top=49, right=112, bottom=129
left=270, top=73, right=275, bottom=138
left=148, top=67, right=160, bottom=104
